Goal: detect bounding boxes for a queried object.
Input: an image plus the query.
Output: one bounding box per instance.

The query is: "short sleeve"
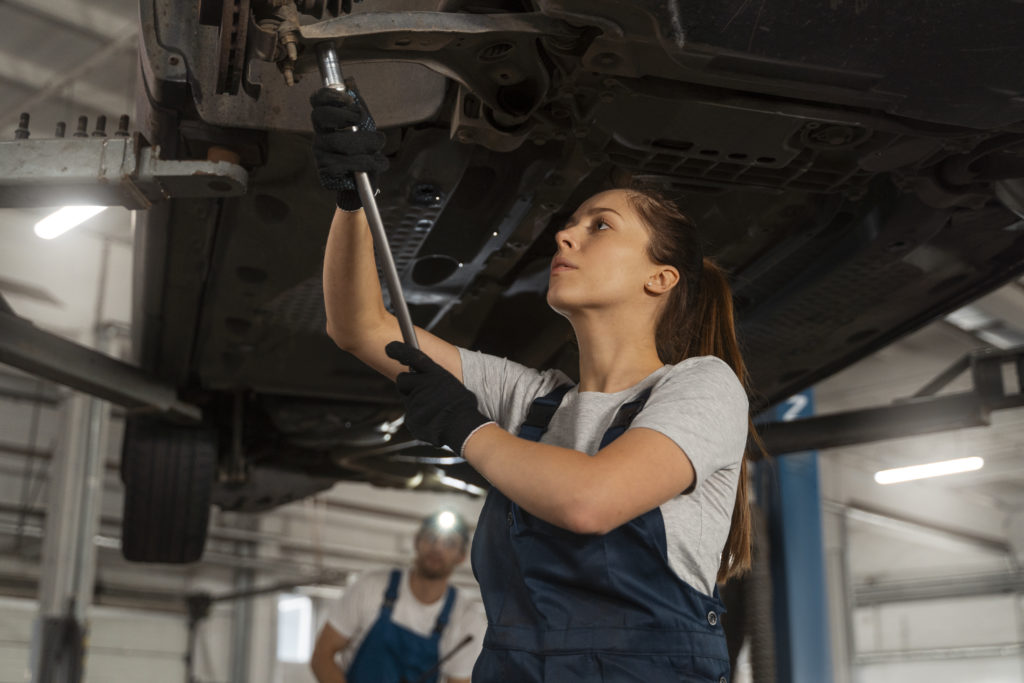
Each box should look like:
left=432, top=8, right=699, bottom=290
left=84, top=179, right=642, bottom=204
left=630, top=357, right=749, bottom=489
left=458, top=347, right=571, bottom=432
left=442, top=598, right=487, bottom=679
left=326, top=571, right=381, bottom=640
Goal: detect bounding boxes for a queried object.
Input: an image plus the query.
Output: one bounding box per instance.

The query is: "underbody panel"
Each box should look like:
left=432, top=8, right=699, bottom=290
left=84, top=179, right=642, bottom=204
left=132, top=0, right=1024, bottom=499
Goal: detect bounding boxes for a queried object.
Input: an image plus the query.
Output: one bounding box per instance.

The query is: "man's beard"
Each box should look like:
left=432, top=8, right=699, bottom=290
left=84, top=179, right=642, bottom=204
left=415, top=557, right=451, bottom=580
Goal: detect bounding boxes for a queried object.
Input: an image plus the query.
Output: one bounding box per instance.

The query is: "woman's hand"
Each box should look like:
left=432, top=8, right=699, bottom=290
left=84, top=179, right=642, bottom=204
left=310, top=86, right=388, bottom=210
left=386, top=342, right=493, bottom=454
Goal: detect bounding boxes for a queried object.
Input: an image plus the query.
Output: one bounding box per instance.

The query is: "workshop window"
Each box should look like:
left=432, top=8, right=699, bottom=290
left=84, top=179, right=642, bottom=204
left=277, top=593, right=313, bottom=663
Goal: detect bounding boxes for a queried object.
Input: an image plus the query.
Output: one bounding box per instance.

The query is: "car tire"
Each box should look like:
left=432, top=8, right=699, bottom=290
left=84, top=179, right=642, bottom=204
left=120, top=416, right=217, bottom=563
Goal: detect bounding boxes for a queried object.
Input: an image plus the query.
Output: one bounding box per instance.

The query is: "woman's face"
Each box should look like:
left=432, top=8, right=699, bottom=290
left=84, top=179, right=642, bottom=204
left=547, top=189, right=670, bottom=317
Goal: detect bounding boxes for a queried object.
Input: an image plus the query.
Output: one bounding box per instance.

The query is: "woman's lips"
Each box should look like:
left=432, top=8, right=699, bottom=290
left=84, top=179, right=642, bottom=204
left=551, top=256, right=578, bottom=273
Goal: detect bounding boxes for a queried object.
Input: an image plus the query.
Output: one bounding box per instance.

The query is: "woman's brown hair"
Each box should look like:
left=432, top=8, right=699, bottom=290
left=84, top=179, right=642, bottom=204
left=626, top=186, right=764, bottom=583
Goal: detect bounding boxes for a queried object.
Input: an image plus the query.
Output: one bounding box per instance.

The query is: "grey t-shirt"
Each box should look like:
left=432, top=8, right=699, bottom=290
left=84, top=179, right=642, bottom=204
left=459, top=348, right=749, bottom=596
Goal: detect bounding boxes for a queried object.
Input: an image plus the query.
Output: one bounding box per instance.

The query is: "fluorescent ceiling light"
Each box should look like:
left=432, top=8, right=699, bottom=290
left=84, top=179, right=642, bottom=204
left=34, top=206, right=107, bottom=240
left=944, top=305, right=992, bottom=332
left=874, top=456, right=984, bottom=485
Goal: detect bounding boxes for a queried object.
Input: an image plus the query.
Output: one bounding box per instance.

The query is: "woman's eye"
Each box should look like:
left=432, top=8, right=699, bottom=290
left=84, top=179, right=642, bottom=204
left=595, top=220, right=611, bottom=231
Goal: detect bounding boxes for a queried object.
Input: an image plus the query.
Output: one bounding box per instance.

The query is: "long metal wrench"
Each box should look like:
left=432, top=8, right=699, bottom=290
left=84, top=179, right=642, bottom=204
left=316, top=42, right=420, bottom=350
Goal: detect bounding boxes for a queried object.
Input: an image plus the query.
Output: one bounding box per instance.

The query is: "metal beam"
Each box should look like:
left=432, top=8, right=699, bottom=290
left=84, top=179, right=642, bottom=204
left=760, top=346, right=1024, bottom=454
left=759, top=391, right=992, bottom=454
left=824, top=501, right=1010, bottom=557
left=910, top=355, right=972, bottom=398
left=854, top=570, right=1024, bottom=606
left=0, top=311, right=201, bottom=422
left=0, top=136, right=248, bottom=209
left=0, top=515, right=489, bottom=591
left=0, top=518, right=350, bottom=586
left=0, top=368, right=61, bottom=405
left=856, top=642, right=1023, bottom=665
left=0, top=503, right=482, bottom=587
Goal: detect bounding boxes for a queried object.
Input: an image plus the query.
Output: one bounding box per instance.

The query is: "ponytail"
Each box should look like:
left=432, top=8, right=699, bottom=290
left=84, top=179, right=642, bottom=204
left=628, top=188, right=765, bottom=584
left=689, top=260, right=762, bottom=584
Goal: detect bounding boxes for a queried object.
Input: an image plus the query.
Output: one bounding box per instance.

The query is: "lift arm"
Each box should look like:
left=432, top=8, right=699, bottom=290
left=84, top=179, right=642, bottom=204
left=760, top=346, right=1024, bottom=454
left=0, top=133, right=247, bottom=209
left=0, top=310, right=201, bottom=422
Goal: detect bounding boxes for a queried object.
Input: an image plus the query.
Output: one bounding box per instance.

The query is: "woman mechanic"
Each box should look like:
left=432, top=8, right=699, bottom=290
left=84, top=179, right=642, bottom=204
left=312, top=86, right=757, bottom=683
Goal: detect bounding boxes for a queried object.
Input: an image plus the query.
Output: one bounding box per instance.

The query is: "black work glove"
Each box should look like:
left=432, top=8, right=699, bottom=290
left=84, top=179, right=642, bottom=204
left=385, top=341, right=494, bottom=455
left=310, top=86, right=388, bottom=211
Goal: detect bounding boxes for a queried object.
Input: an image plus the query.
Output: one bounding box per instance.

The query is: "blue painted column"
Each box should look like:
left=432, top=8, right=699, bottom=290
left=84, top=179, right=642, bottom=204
left=758, top=390, right=833, bottom=683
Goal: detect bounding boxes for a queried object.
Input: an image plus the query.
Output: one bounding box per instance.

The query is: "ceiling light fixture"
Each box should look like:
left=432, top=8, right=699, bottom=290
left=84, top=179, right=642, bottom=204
left=874, top=456, right=984, bottom=485
left=34, top=205, right=108, bottom=240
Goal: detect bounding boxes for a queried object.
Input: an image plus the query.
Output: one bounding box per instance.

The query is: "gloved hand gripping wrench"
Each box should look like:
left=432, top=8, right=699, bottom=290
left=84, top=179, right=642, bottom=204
left=316, top=42, right=420, bottom=350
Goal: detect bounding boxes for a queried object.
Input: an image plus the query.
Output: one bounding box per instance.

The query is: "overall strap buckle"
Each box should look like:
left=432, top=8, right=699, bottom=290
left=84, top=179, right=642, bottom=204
left=517, top=384, right=573, bottom=442
left=599, top=387, right=653, bottom=448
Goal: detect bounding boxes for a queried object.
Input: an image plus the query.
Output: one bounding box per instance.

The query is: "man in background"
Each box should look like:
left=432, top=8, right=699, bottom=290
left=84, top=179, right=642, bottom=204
left=310, top=510, right=484, bottom=683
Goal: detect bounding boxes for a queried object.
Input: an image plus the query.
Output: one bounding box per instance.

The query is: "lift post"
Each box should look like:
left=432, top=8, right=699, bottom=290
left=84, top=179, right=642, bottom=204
left=28, top=346, right=112, bottom=682
left=758, top=390, right=834, bottom=683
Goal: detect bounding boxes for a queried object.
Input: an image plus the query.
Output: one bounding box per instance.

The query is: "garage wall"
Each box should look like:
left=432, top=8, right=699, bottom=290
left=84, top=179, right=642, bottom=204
left=814, top=321, right=1024, bottom=683
left=0, top=595, right=233, bottom=683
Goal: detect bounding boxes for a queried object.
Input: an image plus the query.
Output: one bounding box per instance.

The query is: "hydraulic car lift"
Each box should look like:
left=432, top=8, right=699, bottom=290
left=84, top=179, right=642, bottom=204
left=0, top=115, right=248, bottom=423
left=0, top=116, right=246, bottom=683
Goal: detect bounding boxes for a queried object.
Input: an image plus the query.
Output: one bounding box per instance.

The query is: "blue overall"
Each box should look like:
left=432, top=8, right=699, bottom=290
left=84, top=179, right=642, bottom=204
left=346, top=569, right=457, bottom=683
left=470, top=385, right=731, bottom=682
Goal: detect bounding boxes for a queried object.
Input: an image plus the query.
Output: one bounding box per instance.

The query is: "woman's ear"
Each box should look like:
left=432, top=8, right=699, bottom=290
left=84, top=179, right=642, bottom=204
left=645, top=266, right=680, bottom=294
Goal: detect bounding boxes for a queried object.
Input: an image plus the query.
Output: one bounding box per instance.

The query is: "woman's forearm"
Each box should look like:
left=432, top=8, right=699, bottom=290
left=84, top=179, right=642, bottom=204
left=464, top=424, right=692, bottom=534
left=464, top=425, right=603, bottom=533
left=322, top=208, right=390, bottom=349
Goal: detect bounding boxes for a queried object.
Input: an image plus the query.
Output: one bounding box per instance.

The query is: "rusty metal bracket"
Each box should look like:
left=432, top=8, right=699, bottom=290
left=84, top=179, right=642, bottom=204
left=0, top=136, right=248, bottom=210
left=299, top=12, right=582, bottom=123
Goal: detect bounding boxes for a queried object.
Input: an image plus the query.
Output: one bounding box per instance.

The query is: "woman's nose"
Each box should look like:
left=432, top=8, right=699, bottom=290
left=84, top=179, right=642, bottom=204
left=555, top=226, right=577, bottom=250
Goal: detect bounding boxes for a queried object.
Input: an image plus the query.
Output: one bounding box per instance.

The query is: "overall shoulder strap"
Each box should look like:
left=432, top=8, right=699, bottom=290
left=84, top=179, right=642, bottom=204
left=432, top=586, right=458, bottom=637
left=599, top=387, right=653, bottom=449
left=381, top=569, right=402, bottom=611
left=516, top=384, right=573, bottom=442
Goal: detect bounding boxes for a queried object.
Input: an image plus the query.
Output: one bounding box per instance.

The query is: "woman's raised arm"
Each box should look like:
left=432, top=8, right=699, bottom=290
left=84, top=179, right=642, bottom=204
left=322, top=206, right=462, bottom=383
left=311, top=86, right=462, bottom=383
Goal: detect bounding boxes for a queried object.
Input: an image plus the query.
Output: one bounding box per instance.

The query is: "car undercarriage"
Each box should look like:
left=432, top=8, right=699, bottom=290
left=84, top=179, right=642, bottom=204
left=122, top=0, right=1024, bottom=556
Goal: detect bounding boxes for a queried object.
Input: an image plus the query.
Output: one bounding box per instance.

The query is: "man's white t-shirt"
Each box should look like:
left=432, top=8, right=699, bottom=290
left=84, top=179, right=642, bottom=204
left=326, top=568, right=485, bottom=680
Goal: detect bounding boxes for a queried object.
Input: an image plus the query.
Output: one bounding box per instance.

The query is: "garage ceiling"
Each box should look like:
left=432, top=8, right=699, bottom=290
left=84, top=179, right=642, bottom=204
left=0, top=0, right=137, bottom=137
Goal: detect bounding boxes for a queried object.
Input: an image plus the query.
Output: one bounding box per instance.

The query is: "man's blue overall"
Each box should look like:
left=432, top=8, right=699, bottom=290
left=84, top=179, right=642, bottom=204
left=346, top=569, right=457, bottom=683
left=471, top=385, right=731, bottom=682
